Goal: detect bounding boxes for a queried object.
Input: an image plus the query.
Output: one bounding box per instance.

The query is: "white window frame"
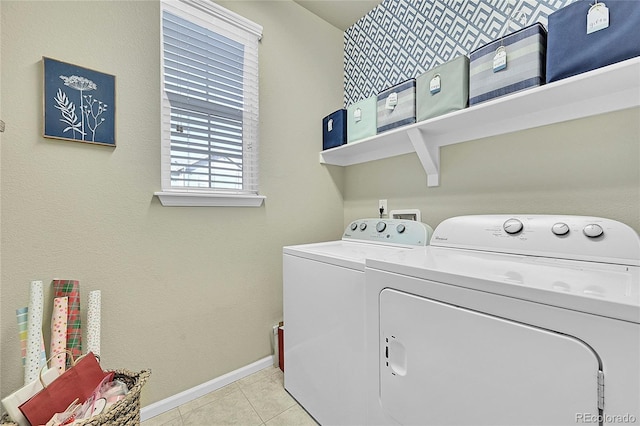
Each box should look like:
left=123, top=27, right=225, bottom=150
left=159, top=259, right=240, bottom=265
left=155, top=0, right=265, bottom=207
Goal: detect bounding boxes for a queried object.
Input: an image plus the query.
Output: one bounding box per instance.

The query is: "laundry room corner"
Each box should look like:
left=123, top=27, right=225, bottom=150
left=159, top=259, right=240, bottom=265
left=216, top=0, right=347, bottom=236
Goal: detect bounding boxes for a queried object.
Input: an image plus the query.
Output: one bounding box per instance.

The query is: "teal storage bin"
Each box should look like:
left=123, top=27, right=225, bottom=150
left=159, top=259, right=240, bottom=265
left=416, top=55, right=469, bottom=122
left=347, top=96, right=377, bottom=143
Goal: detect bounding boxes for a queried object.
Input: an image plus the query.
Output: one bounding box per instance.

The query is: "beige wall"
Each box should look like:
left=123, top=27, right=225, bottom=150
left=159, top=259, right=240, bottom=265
left=0, top=0, right=345, bottom=405
left=344, top=108, right=640, bottom=232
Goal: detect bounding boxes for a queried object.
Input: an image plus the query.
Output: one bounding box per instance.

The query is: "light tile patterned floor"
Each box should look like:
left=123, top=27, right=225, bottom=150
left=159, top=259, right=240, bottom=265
left=141, top=366, right=317, bottom=426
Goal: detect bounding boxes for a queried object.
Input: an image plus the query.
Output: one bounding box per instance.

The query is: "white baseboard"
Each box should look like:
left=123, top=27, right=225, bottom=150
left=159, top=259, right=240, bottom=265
left=140, top=355, right=275, bottom=422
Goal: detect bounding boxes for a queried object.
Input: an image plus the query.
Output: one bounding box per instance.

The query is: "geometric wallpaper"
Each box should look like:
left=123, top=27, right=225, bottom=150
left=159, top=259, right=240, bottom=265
left=344, top=0, right=572, bottom=105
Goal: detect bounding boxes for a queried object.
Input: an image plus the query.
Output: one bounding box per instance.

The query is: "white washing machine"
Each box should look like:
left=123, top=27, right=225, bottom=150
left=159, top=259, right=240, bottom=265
left=364, top=215, right=640, bottom=426
left=283, top=218, right=433, bottom=425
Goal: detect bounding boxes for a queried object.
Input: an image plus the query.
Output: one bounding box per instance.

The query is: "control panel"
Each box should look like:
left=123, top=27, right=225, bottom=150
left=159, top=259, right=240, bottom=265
left=343, top=219, right=433, bottom=247
left=430, top=215, right=640, bottom=266
left=500, top=217, right=606, bottom=239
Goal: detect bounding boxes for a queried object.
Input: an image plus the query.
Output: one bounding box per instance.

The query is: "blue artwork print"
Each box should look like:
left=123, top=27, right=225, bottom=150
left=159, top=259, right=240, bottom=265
left=44, top=57, right=115, bottom=146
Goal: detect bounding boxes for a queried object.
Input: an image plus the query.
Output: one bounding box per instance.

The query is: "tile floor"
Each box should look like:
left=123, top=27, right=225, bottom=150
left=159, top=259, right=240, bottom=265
left=140, top=366, right=317, bottom=426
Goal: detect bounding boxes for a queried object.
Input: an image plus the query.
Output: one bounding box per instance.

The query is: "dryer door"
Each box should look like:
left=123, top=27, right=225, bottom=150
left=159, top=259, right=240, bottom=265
left=379, top=289, right=601, bottom=426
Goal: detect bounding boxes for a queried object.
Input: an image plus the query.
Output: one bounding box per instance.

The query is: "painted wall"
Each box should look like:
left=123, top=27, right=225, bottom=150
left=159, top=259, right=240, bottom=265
left=0, top=0, right=345, bottom=405
left=343, top=0, right=639, bottom=232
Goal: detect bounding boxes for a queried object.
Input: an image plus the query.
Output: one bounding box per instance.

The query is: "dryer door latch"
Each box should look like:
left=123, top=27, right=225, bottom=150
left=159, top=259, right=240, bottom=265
left=597, top=370, right=605, bottom=410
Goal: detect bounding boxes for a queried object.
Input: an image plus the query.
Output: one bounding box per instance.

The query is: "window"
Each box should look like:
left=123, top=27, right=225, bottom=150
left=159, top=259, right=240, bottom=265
left=156, top=0, right=264, bottom=207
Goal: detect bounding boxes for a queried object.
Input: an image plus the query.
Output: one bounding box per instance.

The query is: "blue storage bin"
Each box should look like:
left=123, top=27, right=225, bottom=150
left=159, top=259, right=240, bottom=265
left=547, top=0, right=640, bottom=83
left=322, top=109, right=347, bottom=150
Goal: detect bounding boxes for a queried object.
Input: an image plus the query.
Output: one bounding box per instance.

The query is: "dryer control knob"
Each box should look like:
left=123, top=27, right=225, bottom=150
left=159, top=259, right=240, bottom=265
left=503, top=218, right=523, bottom=235
left=396, top=224, right=406, bottom=234
left=376, top=221, right=387, bottom=232
left=359, top=222, right=367, bottom=231
left=350, top=222, right=358, bottom=231
left=551, top=222, right=570, bottom=236
left=583, top=224, right=604, bottom=238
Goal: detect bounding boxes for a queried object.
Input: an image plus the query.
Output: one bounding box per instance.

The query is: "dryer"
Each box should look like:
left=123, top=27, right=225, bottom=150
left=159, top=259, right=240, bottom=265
left=284, top=218, right=433, bottom=425
left=364, top=215, right=640, bottom=426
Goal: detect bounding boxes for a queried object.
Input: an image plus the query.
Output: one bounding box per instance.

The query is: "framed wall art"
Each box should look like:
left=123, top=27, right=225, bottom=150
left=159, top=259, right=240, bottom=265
left=43, top=57, right=116, bottom=147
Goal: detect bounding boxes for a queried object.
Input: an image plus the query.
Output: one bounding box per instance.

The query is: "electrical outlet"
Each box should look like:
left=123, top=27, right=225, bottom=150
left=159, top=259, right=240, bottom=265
left=379, top=199, right=388, bottom=216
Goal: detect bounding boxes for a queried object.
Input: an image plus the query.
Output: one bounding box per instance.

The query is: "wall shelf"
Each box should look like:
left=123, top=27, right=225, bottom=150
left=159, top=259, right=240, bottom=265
left=319, top=57, right=640, bottom=187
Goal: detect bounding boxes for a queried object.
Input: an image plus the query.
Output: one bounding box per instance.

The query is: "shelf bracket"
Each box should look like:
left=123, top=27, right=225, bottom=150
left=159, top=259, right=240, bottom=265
left=406, top=128, right=440, bottom=187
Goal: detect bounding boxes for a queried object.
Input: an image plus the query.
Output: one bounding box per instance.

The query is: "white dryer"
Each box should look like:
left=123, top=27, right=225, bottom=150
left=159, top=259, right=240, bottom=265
left=284, top=219, right=433, bottom=425
left=364, top=215, right=640, bottom=426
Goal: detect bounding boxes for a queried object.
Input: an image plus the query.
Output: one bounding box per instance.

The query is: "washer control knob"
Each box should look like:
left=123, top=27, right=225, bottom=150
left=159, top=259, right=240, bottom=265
left=359, top=222, right=367, bottom=231
left=551, top=222, right=570, bottom=236
left=350, top=222, right=358, bottom=231
left=396, top=224, right=406, bottom=234
left=376, top=221, right=387, bottom=232
left=583, top=224, right=604, bottom=238
left=503, top=218, right=523, bottom=235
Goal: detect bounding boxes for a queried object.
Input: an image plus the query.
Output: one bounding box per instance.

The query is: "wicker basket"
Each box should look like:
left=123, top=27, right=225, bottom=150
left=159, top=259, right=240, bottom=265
left=1, top=369, right=150, bottom=426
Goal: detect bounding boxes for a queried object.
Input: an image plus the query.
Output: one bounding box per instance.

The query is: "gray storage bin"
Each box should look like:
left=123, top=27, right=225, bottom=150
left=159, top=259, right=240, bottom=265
left=469, top=23, right=546, bottom=105
left=376, top=79, right=416, bottom=133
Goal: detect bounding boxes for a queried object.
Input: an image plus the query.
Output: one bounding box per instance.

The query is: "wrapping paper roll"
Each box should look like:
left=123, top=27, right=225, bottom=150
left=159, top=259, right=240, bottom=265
left=16, top=307, right=28, bottom=367
left=39, top=338, right=47, bottom=373
left=24, top=281, right=45, bottom=384
left=87, top=290, right=101, bottom=357
left=52, top=279, right=82, bottom=365
left=50, top=297, right=68, bottom=374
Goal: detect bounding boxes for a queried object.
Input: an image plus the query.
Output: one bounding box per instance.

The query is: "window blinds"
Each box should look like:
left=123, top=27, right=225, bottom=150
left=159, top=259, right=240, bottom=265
left=161, top=1, right=261, bottom=194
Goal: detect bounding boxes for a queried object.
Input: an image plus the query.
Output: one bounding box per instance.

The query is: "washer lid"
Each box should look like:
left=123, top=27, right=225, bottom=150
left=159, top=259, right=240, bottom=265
left=284, top=240, right=417, bottom=271
left=366, top=246, right=640, bottom=323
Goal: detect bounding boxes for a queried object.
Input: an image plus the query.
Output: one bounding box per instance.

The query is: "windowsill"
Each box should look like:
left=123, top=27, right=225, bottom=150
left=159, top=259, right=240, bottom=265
left=154, top=191, right=266, bottom=207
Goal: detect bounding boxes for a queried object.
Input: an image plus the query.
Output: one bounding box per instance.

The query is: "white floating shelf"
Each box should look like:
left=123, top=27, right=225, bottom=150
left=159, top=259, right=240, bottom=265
left=320, top=57, right=640, bottom=187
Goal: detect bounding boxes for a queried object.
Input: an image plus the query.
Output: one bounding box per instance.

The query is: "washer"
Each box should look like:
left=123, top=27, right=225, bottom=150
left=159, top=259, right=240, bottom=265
left=364, top=215, right=640, bottom=426
left=283, top=218, right=433, bottom=425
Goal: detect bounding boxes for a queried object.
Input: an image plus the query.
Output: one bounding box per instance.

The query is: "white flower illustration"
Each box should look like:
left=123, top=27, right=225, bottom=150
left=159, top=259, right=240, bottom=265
left=59, top=74, right=98, bottom=140
left=59, top=75, right=97, bottom=91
